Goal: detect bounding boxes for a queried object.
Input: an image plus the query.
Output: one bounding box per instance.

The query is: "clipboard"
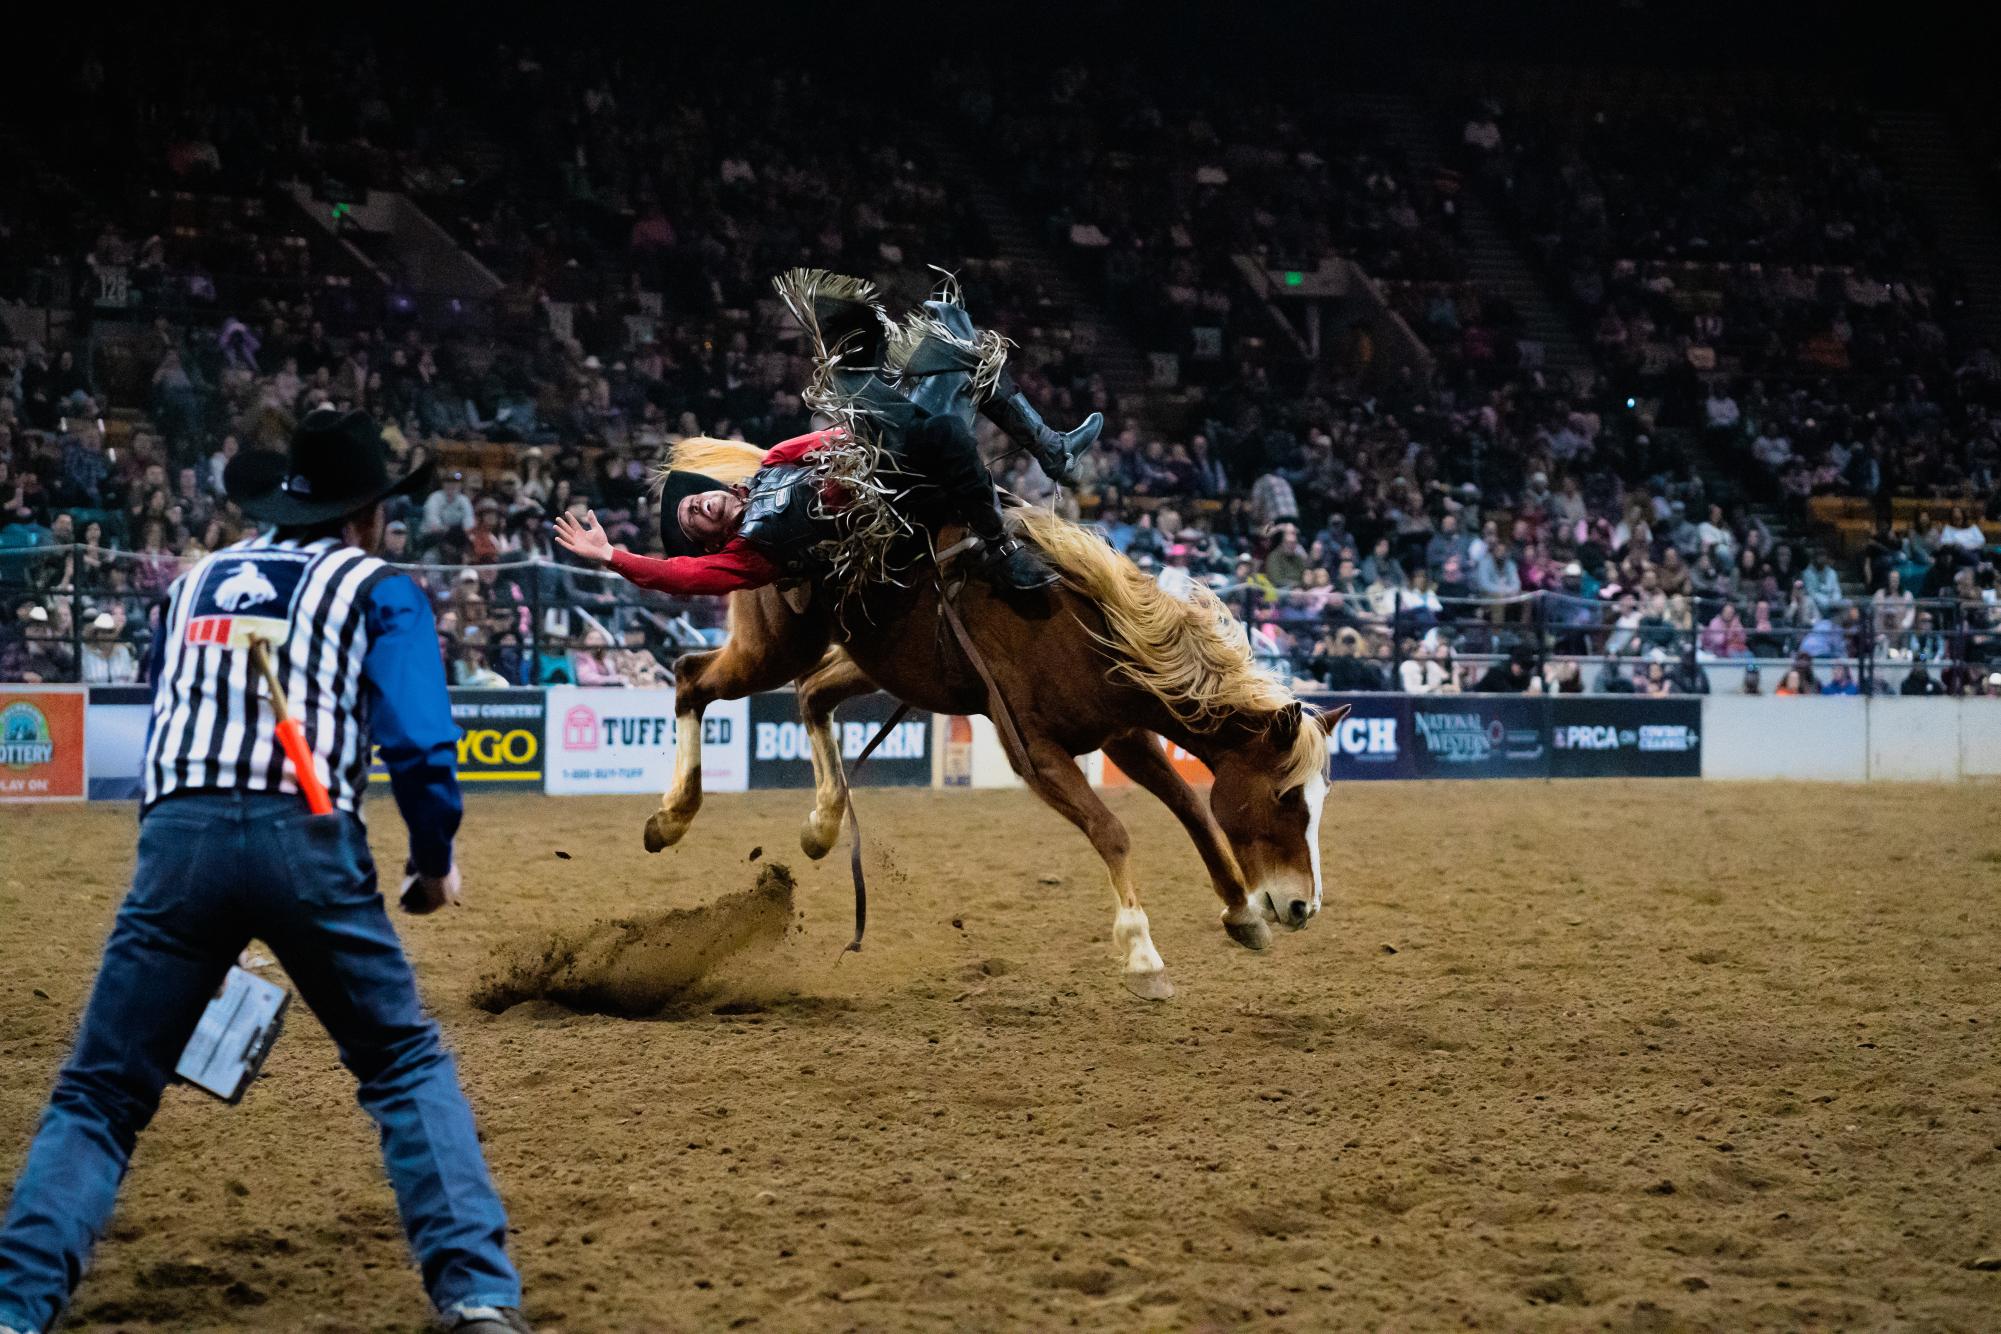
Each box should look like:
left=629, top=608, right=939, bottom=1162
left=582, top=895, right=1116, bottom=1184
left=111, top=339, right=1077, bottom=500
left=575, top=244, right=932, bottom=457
left=176, top=966, right=290, bottom=1103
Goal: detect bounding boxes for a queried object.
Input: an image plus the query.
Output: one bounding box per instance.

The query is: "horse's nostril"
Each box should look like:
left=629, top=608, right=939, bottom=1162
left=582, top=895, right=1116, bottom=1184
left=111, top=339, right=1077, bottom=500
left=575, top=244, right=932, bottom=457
left=1287, top=900, right=1310, bottom=924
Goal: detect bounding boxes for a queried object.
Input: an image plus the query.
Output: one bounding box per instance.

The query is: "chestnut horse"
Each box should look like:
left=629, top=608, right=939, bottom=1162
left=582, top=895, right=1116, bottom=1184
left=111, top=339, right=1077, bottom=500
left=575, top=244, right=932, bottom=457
left=642, top=449, right=1343, bottom=998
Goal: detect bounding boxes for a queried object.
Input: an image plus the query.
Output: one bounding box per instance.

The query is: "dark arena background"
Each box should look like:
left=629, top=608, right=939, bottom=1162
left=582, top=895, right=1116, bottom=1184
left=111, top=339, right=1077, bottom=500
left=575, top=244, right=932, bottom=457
left=3, top=3, right=2000, bottom=1330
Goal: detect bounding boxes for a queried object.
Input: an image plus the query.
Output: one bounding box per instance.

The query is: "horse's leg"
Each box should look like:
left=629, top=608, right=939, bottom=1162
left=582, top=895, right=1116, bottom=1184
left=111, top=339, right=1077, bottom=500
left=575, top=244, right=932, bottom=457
left=1101, top=731, right=1268, bottom=952
left=645, top=595, right=830, bottom=852
left=793, top=650, right=880, bottom=860
left=1012, top=735, right=1173, bottom=1001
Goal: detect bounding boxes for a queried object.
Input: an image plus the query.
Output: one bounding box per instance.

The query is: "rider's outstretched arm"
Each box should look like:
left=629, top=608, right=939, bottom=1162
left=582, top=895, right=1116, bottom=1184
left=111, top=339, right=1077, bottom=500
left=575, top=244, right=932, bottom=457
left=607, top=543, right=779, bottom=596
left=554, top=506, right=780, bottom=596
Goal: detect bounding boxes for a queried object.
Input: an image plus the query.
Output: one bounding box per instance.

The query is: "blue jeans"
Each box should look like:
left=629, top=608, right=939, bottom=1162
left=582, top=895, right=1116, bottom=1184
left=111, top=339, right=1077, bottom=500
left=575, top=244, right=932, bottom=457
left=0, top=792, right=519, bottom=1332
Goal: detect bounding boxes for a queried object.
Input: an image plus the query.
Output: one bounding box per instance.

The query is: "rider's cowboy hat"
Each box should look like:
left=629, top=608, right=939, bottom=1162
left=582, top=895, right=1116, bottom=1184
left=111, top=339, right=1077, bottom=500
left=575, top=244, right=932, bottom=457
left=658, top=469, right=728, bottom=559
left=224, top=406, right=433, bottom=526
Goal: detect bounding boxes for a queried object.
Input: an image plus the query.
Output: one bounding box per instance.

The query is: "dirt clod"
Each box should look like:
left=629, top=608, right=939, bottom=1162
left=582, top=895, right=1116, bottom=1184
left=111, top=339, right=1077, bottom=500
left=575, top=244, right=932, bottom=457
left=472, top=864, right=797, bottom=1017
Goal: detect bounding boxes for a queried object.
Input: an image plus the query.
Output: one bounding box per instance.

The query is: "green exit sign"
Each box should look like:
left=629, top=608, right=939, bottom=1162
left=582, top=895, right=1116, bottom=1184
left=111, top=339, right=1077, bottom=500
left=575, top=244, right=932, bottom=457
left=1283, top=270, right=1305, bottom=287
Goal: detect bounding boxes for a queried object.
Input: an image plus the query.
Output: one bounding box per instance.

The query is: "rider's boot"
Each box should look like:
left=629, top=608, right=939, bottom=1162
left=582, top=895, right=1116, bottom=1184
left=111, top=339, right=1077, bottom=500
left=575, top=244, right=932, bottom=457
left=912, top=415, right=1058, bottom=593
left=981, top=370, right=1101, bottom=487
left=967, top=503, right=1059, bottom=593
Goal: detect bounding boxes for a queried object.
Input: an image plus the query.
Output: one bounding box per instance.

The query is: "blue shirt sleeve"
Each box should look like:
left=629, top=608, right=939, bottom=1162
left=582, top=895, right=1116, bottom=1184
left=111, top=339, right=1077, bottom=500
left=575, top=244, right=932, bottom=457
left=362, top=571, right=462, bottom=876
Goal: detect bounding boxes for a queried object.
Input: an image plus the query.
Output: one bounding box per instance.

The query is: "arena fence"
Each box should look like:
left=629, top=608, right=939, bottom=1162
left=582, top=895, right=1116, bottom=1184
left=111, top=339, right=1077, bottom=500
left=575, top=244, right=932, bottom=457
left=5, top=681, right=1995, bottom=806
left=3, top=545, right=1986, bottom=697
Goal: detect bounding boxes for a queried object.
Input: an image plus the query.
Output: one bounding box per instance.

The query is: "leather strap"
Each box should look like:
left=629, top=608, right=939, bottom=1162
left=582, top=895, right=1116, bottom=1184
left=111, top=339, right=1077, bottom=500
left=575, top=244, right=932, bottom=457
left=939, top=585, right=1031, bottom=774
left=836, top=699, right=914, bottom=954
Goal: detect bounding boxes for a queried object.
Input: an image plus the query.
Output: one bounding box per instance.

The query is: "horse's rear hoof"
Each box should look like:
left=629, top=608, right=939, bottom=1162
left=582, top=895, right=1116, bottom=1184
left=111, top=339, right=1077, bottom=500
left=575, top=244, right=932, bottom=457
left=1224, top=915, right=1271, bottom=951
left=1122, top=970, right=1175, bottom=1001
left=644, top=810, right=688, bottom=853
left=798, top=811, right=840, bottom=861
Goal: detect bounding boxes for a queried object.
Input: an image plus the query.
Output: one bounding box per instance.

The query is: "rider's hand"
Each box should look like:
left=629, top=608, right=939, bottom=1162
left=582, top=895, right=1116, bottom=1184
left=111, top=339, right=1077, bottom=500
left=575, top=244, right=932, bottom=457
left=399, top=864, right=463, bottom=914
left=553, top=509, right=615, bottom=566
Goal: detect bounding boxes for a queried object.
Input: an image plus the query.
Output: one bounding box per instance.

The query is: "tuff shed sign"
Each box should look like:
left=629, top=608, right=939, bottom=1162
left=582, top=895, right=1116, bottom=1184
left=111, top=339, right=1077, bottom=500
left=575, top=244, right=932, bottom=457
left=543, top=686, right=749, bottom=795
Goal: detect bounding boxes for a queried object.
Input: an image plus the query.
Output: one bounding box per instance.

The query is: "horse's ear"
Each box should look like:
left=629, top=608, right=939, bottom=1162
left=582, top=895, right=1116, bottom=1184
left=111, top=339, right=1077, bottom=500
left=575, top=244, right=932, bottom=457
left=1316, top=704, right=1352, bottom=736
left=1269, top=701, right=1303, bottom=750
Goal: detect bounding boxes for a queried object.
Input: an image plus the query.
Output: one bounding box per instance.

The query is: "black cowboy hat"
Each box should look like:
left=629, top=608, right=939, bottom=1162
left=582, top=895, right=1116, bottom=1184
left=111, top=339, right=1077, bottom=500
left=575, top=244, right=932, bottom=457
left=658, top=468, right=728, bottom=558
left=224, top=407, right=433, bottom=525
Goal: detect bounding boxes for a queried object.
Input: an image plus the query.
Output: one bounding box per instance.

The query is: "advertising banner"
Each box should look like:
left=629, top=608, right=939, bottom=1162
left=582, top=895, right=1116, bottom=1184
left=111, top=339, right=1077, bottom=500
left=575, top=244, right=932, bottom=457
left=86, top=685, right=152, bottom=800
left=747, top=690, right=932, bottom=789
left=368, top=689, right=547, bottom=788
left=1315, top=694, right=1416, bottom=782
left=544, top=686, right=748, bottom=796
left=1549, top=697, right=1702, bottom=778
left=0, top=686, right=87, bottom=802
left=1405, top=696, right=1550, bottom=780
left=1101, top=736, right=1214, bottom=788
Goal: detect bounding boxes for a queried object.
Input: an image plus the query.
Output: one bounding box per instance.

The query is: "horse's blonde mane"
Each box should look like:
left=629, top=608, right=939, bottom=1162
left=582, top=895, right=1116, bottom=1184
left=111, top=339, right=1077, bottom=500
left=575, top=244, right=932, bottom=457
left=649, top=436, right=766, bottom=494
left=1015, top=508, right=1326, bottom=791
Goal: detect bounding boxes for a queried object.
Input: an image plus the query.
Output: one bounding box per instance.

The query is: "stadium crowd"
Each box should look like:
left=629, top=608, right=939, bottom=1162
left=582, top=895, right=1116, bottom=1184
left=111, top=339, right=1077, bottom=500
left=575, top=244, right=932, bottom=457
left=3, top=40, right=1998, bottom=696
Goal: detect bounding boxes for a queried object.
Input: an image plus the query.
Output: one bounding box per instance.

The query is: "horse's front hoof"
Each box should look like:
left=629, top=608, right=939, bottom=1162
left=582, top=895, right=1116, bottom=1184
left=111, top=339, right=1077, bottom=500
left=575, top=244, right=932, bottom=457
left=644, top=809, right=690, bottom=853
left=1223, top=914, right=1271, bottom=951
left=1122, top=969, right=1176, bottom=1001
left=798, top=811, right=841, bottom=861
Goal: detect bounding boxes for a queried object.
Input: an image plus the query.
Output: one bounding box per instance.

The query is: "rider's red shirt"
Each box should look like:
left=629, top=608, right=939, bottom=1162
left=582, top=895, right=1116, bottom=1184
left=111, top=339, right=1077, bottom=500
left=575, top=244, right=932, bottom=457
left=605, top=429, right=834, bottom=596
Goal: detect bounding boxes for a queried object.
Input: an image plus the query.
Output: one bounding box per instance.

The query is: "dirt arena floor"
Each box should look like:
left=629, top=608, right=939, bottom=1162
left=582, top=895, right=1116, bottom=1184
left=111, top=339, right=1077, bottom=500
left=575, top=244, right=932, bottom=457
left=3, top=781, right=2000, bottom=1332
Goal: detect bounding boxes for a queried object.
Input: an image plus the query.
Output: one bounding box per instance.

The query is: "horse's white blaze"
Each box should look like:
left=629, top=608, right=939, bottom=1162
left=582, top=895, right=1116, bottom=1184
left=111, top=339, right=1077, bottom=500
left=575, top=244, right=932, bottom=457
left=1302, top=769, right=1328, bottom=914
left=1114, top=906, right=1166, bottom=976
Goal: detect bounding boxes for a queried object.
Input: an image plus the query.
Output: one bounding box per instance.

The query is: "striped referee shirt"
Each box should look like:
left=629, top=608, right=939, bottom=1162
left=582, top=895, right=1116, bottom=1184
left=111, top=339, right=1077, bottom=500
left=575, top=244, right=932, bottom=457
left=141, top=533, right=463, bottom=873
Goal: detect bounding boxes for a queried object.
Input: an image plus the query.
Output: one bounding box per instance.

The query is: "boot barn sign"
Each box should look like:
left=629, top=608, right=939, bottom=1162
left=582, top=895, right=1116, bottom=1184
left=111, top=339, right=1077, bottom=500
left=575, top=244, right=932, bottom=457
left=747, top=690, right=932, bottom=789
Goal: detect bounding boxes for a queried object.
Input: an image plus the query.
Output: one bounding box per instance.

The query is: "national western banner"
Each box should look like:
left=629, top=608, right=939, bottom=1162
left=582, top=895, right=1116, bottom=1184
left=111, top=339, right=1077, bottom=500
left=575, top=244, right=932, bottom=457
left=1406, top=696, right=1550, bottom=780
left=0, top=686, right=87, bottom=802
left=748, top=690, right=932, bottom=789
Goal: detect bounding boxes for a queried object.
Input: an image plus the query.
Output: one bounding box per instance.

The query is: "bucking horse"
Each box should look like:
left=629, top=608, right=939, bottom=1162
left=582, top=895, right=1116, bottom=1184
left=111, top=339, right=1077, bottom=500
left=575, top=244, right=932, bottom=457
left=640, top=441, right=1347, bottom=999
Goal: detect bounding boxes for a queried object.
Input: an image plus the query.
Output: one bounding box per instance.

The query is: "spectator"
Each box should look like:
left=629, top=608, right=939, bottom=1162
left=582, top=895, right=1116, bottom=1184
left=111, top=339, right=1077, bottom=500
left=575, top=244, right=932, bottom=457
left=1940, top=506, right=1986, bottom=554
left=1740, top=665, right=1764, bottom=695
left=1802, top=551, right=1844, bottom=614
left=1701, top=602, right=1750, bottom=658
left=1473, top=644, right=1536, bottom=692
left=1425, top=512, right=1471, bottom=578
left=1472, top=536, right=1522, bottom=604
left=78, top=613, right=139, bottom=684
left=1263, top=524, right=1310, bottom=588
left=1397, top=639, right=1451, bottom=693
left=420, top=470, right=476, bottom=542
left=452, top=640, right=510, bottom=689
left=1249, top=470, right=1299, bottom=533
left=1901, top=662, right=1946, bottom=695
left=615, top=629, right=671, bottom=688
left=571, top=627, right=623, bottom=686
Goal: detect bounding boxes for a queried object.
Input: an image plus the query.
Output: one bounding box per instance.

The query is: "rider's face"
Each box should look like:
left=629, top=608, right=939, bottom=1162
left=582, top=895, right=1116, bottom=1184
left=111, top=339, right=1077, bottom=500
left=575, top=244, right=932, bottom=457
left=678, top=488, right=746, bottom=551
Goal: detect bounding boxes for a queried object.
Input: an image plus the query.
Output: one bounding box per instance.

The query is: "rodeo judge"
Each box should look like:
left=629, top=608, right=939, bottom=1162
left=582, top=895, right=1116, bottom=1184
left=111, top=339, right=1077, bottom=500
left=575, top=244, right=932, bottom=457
left=0, top=408, right=530, bottom=1334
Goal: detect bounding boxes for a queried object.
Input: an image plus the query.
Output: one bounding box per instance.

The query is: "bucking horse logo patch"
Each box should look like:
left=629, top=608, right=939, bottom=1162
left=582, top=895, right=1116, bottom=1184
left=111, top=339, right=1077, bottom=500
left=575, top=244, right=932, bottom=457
left=185, top=550, right=315, bottom=648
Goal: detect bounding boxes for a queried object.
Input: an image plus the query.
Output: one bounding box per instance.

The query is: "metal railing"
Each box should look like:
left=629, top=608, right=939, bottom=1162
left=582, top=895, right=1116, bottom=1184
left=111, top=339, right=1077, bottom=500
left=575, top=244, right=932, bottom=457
left=0, top=546, right=730, bottom=687
left=2, top=545, right=1993, bottom=696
